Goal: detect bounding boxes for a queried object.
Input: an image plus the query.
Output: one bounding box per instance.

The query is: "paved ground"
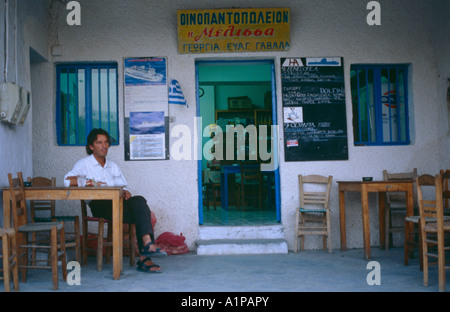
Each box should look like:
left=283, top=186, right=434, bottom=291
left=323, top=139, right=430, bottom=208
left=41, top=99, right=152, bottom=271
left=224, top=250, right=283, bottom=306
left=2, top=247, right=445, bottom=295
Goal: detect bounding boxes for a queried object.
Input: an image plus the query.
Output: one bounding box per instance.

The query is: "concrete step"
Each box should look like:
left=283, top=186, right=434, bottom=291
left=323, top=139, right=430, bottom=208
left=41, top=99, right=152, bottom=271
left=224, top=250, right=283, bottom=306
left=196, top=225, right=288, bottom=255
left=196, top=238, right=288, bottom=255
left=198, top=224, right=286, bottom=240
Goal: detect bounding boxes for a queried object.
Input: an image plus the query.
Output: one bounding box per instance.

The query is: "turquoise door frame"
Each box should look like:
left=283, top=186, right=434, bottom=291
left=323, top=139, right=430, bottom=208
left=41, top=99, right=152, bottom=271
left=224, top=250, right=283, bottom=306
left=196, top=59, right=281, bottom=225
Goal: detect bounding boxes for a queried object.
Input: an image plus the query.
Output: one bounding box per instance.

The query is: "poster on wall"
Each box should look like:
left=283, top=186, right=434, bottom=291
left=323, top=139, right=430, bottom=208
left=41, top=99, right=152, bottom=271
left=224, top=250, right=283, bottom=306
left=123, top=57, right=169, bottom=161
left=129, top=112, right=166, bottom=160
left=281, top=57, right=348, bottom=161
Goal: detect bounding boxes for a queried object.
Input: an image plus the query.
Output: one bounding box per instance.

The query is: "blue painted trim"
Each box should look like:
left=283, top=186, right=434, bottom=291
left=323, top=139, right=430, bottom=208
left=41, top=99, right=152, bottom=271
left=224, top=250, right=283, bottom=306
left=196, top=59, right=281, bottom=224
left=196, top=62, right=204, bottom=225
left=56, top=63, right=119, bottom=146
left=351, top=64, right=410, bottom=146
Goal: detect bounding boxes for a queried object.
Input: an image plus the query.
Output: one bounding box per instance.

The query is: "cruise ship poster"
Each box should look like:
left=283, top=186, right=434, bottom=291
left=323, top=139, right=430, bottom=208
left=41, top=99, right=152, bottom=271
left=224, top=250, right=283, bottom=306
left=129, top=111, right=165, bottom=135
left=124, top=57, right=166, bottom=86
left=129, top=111, right=166, bottom=160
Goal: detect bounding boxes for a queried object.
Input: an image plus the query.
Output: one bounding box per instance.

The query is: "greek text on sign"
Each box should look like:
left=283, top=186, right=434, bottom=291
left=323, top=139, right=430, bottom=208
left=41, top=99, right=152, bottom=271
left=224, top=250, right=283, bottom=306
left=177, top=8, right=290, bottom=54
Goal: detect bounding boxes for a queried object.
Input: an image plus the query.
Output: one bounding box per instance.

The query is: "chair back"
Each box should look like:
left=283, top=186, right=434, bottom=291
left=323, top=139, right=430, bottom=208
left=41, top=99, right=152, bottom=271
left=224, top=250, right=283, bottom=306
left=298, top=175, right=333, bottom=210
left=27, top=176, right=56, bottom=221
left=383, top=168, right=418, bottom=208
left=416, top=174, right=444, bottom=229
left=440, top=169, right=450, bottom=209
left=7, top=172, right=28, bottom=231
left=239, top=161, right=262, bottom=185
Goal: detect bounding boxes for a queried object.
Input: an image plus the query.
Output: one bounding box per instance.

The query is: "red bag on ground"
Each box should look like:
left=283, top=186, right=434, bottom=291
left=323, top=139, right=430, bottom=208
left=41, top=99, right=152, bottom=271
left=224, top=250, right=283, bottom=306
left=156, top=232, right=189, bottom=255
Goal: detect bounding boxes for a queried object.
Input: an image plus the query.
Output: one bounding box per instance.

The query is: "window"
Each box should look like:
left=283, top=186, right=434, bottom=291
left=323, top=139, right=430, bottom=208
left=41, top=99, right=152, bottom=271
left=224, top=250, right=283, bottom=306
left=350, top=64, right=410, bottom=146
left=56, top=63, right=119, bottom=146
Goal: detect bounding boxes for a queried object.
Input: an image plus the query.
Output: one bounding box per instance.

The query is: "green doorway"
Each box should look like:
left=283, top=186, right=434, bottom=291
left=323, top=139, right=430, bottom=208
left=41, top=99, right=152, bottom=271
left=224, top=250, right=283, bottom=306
left=196, top=59, right=280, bottom=226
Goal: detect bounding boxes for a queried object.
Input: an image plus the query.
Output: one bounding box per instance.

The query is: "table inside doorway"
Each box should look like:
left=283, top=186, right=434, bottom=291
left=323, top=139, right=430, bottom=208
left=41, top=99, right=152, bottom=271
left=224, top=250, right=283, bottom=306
left=336, top=180, right=414, bottom=260
left=2, top=186, right=124, bottom=280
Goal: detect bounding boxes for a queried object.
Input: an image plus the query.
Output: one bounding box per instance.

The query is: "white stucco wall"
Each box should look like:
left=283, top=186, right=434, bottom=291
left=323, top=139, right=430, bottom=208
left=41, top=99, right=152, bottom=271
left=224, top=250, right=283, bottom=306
left=4, top=0, right=448, bottom=251
left=0, top=0, right=48, bottom=214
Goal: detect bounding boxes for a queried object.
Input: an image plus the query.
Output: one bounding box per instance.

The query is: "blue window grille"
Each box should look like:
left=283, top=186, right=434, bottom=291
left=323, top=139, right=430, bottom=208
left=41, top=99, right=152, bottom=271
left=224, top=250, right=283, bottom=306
left=350, top=64, right=410, bottom=146
left=56, top=63, right=119, bottom=146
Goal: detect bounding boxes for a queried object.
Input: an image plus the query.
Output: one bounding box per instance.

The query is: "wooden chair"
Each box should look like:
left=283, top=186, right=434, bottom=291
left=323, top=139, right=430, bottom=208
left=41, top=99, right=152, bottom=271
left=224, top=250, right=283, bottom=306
left=0, top=227, right=19, bottom=292
left=295, top=175, right=333, bottom=253
left=416, top=173, right=450, bottom=292
left=8, top=172, right=67, bottom=290
left=81, top=200, right=136, bottom=271
left=383, top=168, right=418, bottom=250
left=406, top=170, right=450, bottom=270
left=202, top=169, right=220, bottom=210
left=27, top=176, right=81, bottom=263
left=235, top=161, right=263, bottom=211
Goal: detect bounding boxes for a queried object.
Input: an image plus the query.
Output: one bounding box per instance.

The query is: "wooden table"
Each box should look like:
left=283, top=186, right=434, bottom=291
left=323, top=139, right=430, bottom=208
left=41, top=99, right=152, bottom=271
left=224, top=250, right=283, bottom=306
left=337, top=180, right=414, bottom=260
left=2, top=186, right=124, bottom=280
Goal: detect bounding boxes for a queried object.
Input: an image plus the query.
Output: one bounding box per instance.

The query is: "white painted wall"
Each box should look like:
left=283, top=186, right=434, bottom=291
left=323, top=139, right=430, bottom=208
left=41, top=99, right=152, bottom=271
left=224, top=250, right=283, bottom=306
left=0, top=0, right=48, bottom=221
left=3, top=0, right=449, bottom=251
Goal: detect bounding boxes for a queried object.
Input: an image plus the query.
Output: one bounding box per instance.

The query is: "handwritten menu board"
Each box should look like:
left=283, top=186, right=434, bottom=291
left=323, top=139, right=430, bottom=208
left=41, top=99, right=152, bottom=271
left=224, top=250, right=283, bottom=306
left=281, top=57, right=348, bottom=161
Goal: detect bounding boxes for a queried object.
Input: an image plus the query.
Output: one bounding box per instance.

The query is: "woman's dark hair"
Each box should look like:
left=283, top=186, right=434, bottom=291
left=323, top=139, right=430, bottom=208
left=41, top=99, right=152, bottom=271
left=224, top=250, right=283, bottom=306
left=86, top=128, right=111, bottom=155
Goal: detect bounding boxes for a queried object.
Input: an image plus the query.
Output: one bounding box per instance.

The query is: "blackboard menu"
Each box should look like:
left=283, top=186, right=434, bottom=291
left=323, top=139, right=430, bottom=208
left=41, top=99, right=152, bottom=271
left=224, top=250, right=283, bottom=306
left=281, top=57, right=348, bottom=161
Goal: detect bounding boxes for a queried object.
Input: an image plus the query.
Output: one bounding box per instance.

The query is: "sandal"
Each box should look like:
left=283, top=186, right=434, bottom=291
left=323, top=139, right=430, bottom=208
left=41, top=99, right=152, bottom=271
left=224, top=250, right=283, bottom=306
left=141, top=241, right=168, bottom=258
left=137, top=257, right=162, bottom=273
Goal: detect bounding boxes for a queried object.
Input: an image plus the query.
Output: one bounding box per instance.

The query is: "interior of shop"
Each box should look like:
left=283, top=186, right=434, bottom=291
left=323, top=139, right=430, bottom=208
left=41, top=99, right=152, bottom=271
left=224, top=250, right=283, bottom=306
left=197, top=60, right=278, bottom=225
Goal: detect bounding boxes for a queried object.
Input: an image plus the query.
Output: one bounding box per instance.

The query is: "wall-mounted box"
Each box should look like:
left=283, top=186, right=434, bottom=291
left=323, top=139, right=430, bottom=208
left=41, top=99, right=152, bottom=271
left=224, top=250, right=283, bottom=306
left=228, top=96, right=252, bottom=109
left=0, top=83, right=31, bottom=125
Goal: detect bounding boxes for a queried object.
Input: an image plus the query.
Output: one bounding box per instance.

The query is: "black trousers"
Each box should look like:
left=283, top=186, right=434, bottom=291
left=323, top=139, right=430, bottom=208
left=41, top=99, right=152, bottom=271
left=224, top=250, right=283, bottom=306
left=88, top=196, right=154, bottom=252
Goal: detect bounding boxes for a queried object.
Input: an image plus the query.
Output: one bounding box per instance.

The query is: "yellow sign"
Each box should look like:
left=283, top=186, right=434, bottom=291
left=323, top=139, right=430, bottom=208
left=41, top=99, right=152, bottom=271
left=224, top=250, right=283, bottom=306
left=177, top=8, right=290, bottom=54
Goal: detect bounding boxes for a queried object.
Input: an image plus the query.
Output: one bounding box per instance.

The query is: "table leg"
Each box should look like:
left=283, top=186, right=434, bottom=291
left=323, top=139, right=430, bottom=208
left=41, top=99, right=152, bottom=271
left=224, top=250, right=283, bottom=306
left=361, top=184, right=371, bottom=260
left=404, top=185, right=414, bottom=265
left=119, top=197, right=123, bottom=272
left=220, top=172, right=230, bottom=210
left=378, top=192, right=386, bottom=250
left=223, top=172, right=229, bottom=210
left=112, top=196, right=123, bottom=280
left=3, top=190, right=11, bottom=227
left=339, top=189, right=347, bottom=251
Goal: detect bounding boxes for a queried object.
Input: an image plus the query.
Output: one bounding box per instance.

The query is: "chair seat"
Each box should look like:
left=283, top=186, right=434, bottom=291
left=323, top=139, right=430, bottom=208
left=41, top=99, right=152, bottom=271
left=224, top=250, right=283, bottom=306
left=424, top=220, right=450, bottom=232
left=406, top=215, right=450, bottom=223
left=0, top=227, right=16, bottom=236
left=390, top=206, right=419, bottom=212
left=35, top=216, right=77, bottom=223
left=299, top=207, right=328, bottom=213
left=405, top=215, right=420, bottom=223
left=85, top=216, right=107, bottom=222
left=18, top=222, right=63, bottom=233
